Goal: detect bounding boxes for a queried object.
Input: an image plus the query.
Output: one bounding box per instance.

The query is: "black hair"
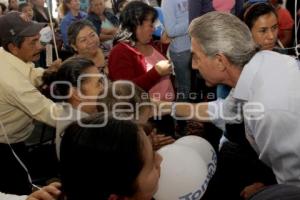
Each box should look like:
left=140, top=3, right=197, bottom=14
left=97, top=81, right=150, bottom=117
left=62, top=0, right=72, bottom=16
left=243, top=3, right=277, bottom=30
left=111, top=0, right=127, bottom=14
left=67, top=19, right=97, bottom=50
left=18, top=2, right=31, bottom=12
left=60, top=113, right=145, bottom=200
left=156, top=0, right=162, bottom=7
left=42, top=57, right=95, bottom=100
left=117, top=1, right=157, bottom=42
left=2, top=35, right=26, bottom=52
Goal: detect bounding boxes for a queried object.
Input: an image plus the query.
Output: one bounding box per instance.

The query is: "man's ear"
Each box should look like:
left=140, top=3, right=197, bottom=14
left=214, top=53, right=231, bottom=72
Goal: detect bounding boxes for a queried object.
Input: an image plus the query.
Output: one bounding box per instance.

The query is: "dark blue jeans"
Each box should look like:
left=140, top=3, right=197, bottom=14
left=169, top=50, right=191, bottom=102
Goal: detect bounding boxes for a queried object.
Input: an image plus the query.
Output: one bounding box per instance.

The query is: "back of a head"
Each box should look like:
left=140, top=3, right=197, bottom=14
left=42, top=57, right=95, bottom=101
left=60, top=113, right=144, bottom=200
left=189, top=11, right=258, bottom=68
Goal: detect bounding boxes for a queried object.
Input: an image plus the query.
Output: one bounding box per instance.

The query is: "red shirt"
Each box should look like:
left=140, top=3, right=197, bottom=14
left=108, top=42, right=161, bottom=91
left=277, top=7, right=294, bottom=42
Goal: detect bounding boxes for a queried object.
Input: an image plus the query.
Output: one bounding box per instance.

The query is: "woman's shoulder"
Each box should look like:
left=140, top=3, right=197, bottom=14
left=111, top=42, right=141, bottom=56
left=104, top=9, right=119, bottom=26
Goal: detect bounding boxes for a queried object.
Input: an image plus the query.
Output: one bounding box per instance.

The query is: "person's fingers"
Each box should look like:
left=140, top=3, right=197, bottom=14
left=155, top=136, right=175, bottom=146
left=53, top=58, right=62, bottom=65
left=43, top=182, right=61, bottom=197
left=158, top=138, right=175, bottom=145
left=155, top=135, right=174, bottom=141
left=27, top=189, right=55, bottom=200
left=49, top=182, right=61, bottom=188
left=240, top=189, right=246, bottom=199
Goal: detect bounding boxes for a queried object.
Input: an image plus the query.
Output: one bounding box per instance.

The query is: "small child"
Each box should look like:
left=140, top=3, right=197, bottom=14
left=18, top=3, right=33, bottom=20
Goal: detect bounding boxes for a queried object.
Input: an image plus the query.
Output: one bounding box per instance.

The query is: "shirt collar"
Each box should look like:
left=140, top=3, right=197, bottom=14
left=233, top=51, right=265, bottom=101
left=66, top=11, right=84, bottom=20
left=88, top=12, right=100, bottom=21
left=0, top=47, right=35, bottom=77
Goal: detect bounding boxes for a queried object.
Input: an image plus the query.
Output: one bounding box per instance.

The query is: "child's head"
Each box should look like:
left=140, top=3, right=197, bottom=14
left=18, top=3, right=33, bottom=20
left=60, top=113, right=162, bottom=200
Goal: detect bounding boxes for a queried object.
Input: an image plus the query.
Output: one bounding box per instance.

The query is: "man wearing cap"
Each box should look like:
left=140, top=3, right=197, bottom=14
left=0, top=12, right=63, bottom=195
left=161, top=11, right=300, bottom=188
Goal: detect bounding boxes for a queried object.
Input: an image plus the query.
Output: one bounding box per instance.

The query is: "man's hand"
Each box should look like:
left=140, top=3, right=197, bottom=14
left=150, top=129, right=175, bottom=150
left=27, top=182, right=61, bottom=200
left=240, top=182, right=266, bottom=200
left=46, top=59, right=62, bottom=73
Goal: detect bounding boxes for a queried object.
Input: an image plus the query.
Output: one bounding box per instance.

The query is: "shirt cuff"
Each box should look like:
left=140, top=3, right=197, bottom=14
left=208, top=98, right=226, bottom=131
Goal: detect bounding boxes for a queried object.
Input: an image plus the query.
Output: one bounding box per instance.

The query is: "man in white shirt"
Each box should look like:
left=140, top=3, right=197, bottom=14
left=0, top=12, right=63, bottom=195
left=168, top=11, right=300, bottom=187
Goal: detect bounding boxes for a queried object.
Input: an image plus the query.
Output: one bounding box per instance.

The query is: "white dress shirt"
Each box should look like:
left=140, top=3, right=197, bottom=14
left=209, top=50, right=300, bottom=186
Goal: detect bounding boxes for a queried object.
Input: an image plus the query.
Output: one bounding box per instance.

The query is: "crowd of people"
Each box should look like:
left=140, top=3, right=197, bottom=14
left=1, top=0, right=300, bottom=199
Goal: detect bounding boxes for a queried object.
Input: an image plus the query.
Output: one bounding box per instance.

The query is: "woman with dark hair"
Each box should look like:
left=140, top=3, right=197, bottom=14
left=42, top=56, right=104, bottom=157
left=60, top=113, right=162, bottom=200
left=243, top=2, right=280, bottom=50
left=31, top=0, right=56, bottom=24
left=60, top=0, right=87, bottom=50
left=67, top=20, right=106, bottom=73
left=108, top=1, right=173, bottom=96
left=111, top=0, right=129, bottom=16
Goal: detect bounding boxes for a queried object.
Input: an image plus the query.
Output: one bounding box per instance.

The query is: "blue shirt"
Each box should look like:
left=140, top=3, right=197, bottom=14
left=60, top=11, right=87, bottom=49
left=87, top=13, right=102, bottom=35
left=87, top=10, right=119, bottom=35
left=161, top=0, right=191, bottom=53
left=153, top=7, right=164, bottom=38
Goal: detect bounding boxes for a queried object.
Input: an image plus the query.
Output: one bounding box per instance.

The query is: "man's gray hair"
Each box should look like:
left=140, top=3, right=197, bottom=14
left=189, top=11, right=258, bottom=68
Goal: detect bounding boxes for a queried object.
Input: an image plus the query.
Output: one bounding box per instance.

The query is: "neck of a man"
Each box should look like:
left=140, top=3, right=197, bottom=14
left=226, top=65, right=242, bottom=88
